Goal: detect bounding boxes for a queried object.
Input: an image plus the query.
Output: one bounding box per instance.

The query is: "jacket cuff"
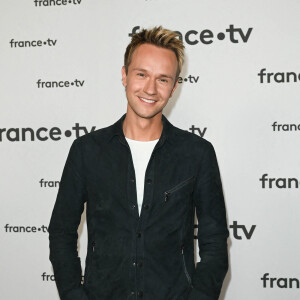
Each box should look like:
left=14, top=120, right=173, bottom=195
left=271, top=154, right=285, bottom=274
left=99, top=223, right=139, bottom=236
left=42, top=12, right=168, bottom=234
left=63, top=286, right=88, bottom=300
left=187, top=287, right=214, bottom=300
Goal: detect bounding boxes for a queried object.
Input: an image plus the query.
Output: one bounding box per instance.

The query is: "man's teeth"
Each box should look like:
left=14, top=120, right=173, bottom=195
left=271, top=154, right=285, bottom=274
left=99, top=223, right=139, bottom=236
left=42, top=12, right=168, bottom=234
left=140, top=97, right=156, bottom=103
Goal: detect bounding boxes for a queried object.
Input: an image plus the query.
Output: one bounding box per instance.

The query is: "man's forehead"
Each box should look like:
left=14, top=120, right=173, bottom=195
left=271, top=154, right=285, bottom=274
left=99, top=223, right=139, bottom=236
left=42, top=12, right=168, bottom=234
left=129, top=44, right=178, bottom=72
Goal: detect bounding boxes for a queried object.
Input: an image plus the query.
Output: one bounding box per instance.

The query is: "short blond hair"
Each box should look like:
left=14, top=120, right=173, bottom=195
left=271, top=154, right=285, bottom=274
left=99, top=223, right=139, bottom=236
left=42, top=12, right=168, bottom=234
left=124, top=26, right=185, bottom=81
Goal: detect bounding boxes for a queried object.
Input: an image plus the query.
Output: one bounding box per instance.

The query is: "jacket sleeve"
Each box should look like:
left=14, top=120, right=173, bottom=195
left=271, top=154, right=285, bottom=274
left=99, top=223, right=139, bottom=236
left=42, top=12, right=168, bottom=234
left=188, top=142, right=229, bottom=300
left=48, top=139, right=89, bottom=300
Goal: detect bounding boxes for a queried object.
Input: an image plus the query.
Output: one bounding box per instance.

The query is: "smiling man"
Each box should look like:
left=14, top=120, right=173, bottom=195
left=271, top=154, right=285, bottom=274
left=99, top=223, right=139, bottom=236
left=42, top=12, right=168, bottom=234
left=49, top=26, right=229, bottom=300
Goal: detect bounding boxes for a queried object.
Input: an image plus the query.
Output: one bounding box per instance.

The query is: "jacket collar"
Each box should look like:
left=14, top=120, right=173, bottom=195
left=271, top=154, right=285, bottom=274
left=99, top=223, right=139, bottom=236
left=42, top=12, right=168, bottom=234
left=109, top=113, right=174, bottom=150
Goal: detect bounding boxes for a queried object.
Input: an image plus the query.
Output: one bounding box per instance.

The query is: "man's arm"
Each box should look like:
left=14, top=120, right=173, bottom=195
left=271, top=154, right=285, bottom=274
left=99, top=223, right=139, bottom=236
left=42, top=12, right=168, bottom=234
left=188, top=142, right=229, bottom=300
left=48, top=139, right=88, bottom=300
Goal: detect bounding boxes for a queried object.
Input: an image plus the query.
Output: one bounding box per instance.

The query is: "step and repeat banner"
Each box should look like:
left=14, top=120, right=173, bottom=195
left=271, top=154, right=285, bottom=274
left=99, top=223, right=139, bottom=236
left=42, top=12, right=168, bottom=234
left=0, top=1, right=299, bottom=299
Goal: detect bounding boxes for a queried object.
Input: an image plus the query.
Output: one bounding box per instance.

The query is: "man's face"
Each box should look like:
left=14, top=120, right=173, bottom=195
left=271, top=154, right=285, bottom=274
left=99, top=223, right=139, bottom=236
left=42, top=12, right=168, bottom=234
left=121, top=43, right=178, bottom=120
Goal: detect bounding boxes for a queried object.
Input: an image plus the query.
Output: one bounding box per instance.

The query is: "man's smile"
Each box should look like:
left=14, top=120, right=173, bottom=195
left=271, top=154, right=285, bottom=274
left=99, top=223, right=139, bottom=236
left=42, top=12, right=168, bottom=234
left=138, top=96, right=157, bottom=104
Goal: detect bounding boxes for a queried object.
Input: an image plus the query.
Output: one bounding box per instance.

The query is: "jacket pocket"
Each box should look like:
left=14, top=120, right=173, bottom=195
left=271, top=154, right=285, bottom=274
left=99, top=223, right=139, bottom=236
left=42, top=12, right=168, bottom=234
left=164, top=176, right=195, bottom=202
left=181, top=245, right=192, bottom=286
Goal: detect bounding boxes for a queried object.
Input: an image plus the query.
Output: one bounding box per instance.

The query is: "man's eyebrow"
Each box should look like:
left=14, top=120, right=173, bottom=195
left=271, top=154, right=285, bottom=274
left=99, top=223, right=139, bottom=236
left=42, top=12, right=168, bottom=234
left=132, top=68, right=174, bottom=80
left=160, top=74, right=174, bottom=80
left=132, top=68, right=148, bottom=73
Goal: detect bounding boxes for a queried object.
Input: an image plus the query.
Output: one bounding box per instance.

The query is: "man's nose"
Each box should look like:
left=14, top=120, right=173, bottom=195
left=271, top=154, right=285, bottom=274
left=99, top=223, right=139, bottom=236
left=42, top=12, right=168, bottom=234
left=143, top=78, right=157, bottom=95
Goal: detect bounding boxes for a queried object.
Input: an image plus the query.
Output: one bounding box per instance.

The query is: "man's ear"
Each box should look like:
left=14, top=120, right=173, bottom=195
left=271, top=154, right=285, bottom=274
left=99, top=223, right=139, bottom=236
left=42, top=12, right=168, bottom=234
left=169, top=79, right=179, bottom=98
left=121, top=66, right=127, bottom=87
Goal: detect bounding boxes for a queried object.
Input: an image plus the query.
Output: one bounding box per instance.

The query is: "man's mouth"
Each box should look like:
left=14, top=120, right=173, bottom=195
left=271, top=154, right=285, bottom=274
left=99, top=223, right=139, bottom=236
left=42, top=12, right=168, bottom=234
left=138, top=97, right=156, bottom=104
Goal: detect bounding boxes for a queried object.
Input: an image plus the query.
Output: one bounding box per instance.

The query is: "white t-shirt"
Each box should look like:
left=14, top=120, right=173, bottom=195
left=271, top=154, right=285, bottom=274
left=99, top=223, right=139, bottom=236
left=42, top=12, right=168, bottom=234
left=125, top=137, right=159, bottom=216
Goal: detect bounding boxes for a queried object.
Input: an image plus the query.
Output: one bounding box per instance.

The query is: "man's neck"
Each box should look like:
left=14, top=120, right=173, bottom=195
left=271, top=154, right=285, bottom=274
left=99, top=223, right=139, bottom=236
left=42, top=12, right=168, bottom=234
left=122, top=111, right=163, bottom=141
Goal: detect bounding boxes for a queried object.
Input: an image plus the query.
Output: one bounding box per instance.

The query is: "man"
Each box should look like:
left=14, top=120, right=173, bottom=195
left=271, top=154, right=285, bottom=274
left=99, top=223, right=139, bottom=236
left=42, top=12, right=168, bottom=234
left=49, top=26, right=229, bottom=300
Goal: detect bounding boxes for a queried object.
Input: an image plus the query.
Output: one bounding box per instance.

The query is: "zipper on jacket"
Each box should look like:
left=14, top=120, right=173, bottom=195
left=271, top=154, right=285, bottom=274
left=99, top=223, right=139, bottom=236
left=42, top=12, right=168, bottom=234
left=164, top=176, right=194, bottom=202
left=181, top=246, right=192, bottom=286
left=164, top=191, right=170, bottom=202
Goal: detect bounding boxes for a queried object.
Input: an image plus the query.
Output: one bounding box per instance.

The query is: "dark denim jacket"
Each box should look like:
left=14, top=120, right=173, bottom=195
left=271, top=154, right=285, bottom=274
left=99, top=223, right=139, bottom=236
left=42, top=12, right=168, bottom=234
left=49, top=113, right=229, bottom=300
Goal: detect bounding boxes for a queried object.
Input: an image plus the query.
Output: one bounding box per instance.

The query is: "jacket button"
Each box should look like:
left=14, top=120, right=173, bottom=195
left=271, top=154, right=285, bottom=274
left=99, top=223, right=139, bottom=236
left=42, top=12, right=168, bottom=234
left=132, top=204, right=136, bottom=209
left=143, top=204, right=149, bottom=209
left=137, top=291, right=143, bottom=297
left=137, top=232, right=141, bottom=238
left=130, top=178, right=135, bottom=183
left=146, top=178, right=152, bottom=184
left=137, top=262, right=143, bottom=268
left=133, top=262, right=136, bottom=267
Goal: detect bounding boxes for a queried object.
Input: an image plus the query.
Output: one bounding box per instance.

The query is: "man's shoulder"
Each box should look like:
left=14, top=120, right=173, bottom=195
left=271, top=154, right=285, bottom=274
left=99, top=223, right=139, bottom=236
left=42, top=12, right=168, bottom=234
left=170, top=122, right=212, bottom=150
left=73, top=121, right=117, bottom=147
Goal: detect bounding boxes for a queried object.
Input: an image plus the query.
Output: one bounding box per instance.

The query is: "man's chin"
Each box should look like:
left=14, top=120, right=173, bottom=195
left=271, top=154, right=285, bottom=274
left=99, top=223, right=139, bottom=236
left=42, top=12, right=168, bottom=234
left=136, top=111, right=162, bottom=120
left=129, top=107, right=163, bottom=120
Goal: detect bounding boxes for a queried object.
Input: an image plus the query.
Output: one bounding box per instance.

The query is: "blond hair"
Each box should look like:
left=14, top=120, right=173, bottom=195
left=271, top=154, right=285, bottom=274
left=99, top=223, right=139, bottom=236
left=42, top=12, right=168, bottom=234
left=124, top=26, right=184, bottom=81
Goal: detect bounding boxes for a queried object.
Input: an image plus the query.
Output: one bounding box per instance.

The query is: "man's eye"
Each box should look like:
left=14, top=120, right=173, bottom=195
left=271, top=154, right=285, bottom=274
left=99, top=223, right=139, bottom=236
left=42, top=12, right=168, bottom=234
left=160, top=78, right=168, bottom=83
left=137, top=73, right=145, bottom=77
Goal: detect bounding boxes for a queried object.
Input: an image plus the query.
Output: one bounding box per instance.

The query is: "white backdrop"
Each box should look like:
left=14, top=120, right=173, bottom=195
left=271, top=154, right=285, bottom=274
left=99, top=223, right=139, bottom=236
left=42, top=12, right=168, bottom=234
left=0, top=1, right=299, bottom=299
